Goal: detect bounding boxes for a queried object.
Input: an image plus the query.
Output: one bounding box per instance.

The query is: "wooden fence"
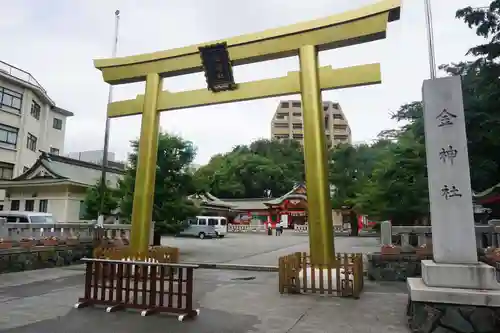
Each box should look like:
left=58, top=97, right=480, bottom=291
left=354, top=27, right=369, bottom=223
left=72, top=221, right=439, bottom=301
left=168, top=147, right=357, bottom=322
left=278, top=252, right=364, bottom=298
left=75, top=258, right=199, bottom=321
left=93, top=246, right=180, bottom=264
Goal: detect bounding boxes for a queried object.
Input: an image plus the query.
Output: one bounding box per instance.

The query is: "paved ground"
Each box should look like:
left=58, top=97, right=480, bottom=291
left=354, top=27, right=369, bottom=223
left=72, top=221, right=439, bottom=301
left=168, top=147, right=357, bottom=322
left=165, top=232, right=381, bottom=266
left=0, top=233, right=410, bottom=333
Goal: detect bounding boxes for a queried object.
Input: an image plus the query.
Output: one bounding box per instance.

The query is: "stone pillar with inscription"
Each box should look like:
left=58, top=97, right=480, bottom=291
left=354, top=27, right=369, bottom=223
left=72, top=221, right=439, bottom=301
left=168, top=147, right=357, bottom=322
left=407, top=76, right=500, bottom=332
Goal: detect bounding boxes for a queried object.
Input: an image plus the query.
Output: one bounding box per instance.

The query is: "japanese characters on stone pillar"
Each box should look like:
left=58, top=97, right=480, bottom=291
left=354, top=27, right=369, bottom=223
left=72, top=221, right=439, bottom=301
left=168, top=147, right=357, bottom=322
left=422, top=76, right=477, bottom=264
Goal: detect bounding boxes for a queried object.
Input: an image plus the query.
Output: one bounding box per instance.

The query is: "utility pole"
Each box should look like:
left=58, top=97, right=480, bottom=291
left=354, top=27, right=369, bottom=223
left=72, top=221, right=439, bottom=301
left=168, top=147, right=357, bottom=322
left=424, top=0, right=437, bottom=79
left=98, top=10, right=120, bottom=227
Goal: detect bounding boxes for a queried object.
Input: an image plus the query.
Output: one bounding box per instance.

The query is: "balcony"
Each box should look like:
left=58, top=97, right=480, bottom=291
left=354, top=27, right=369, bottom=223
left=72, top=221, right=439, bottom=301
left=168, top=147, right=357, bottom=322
left=0, top=61, right=46, bottom=93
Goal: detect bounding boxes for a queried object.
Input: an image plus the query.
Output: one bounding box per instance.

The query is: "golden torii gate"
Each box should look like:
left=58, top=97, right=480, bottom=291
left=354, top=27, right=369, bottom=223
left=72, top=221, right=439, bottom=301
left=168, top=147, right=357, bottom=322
left=94, top=0, right=401, bottom=265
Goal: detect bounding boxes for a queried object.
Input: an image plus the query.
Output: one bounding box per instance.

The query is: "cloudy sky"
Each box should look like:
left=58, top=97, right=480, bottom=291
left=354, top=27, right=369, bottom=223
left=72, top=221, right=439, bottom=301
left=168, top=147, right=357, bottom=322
left=1, top=0, right=489, bottom=164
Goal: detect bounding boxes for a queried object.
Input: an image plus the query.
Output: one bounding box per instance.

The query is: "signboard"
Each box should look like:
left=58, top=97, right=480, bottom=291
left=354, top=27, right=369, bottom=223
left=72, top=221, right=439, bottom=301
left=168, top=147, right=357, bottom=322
left=199, top=42, right=237, bottom=93
left=423, top=76, right=477, bottom=264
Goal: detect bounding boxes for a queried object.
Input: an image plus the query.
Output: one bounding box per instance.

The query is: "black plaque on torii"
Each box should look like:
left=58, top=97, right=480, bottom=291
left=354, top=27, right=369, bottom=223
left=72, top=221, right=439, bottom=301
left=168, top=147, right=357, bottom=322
left=199, top=42, right=238, bottom=93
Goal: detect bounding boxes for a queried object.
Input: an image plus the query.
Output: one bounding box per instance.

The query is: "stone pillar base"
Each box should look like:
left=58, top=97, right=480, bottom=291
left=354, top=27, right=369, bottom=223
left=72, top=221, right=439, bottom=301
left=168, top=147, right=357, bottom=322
left=421, top=260, right=500, bottom=290
left=407, top=278, right=500, bottom=333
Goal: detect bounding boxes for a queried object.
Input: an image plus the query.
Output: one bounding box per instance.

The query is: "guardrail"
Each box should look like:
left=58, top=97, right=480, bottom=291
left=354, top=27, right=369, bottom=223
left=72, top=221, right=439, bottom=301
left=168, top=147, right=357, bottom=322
left=227, top=224, right=267, bottom=233
left=0, top=219, right=140, bottom=241
left=75, top=258, right=199, bottom=321
left=390, top=224, right=500, bottom=249
left=0, top=60, right=47, bottom=93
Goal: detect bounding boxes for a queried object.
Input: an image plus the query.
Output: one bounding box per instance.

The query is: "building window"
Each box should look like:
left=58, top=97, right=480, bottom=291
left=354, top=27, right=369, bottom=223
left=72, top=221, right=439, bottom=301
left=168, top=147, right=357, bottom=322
left=27, top=133, right=37, bottom=151
left=79, top=200, right=86, bottom=219
left=0, top=86, right=22, bottom=112
left=276, top=112, right=288, bottom=120
left=292, top=101, right=301, bottom=107
left=25, top=200, right=34, bottom=212
left=323, top=105, right=329, bottom=111
left=50, top=147, right=60, bottom=155
left=0, top=162, right=14, bottom=180
left=280, top=102, right=289, bottom=108
left=10, top=200, right=20, bottom=211
left=292, top=112, right=301, bottom=117
left=0, top=123, right=18, bottom=147
left=31, top=101, right=41, bottom=120
left=332, top=103, right=340, bottom=109
left=292, top=133, right=303, bottom=139
left=274, top=134, right=289, bottom=140
left=334, top=124, right=348, bottom=130
left=53, top=118, right=63, bottom=130
left=292, top=123, right=302, bottom=129
left=39, top=199, right=48, bottom=213
left=334, top=135, right=349, bottom=141
left=333, top=113, right=344, bottom=120
left=274, top=123, right=289, bottom=128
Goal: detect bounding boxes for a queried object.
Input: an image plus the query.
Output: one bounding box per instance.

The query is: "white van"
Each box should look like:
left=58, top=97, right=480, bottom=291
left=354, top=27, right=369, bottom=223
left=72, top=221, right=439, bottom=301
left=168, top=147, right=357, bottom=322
left=0, top=211, right=56, bottom=224
left=197, top=216, right=227, bottom=238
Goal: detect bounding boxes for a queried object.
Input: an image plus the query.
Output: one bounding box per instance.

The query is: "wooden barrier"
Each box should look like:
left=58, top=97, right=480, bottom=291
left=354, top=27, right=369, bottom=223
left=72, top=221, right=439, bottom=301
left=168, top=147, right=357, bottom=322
left=75, top=258, right=199, bottom=321
left=278, top=252, right=364, bottom=298
left=93, top=246, right=180, bottom=264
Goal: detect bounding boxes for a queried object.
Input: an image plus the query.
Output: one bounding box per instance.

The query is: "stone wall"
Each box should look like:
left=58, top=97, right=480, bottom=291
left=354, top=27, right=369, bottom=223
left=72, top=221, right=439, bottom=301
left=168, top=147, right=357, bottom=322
left=367, top=253, right=432, bottom=281
left=408, top=300, right=500, bottom=333
left=0, top=243, right=93, bottom=274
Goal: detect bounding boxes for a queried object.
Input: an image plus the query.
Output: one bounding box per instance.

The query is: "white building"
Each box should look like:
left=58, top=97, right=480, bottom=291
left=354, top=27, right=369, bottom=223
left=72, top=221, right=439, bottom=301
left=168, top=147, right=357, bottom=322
left=0, top=151, right=124, bottom=222
left=67, top=150, right=116, bottom=165
left=0, top=60, right=73, bottom=180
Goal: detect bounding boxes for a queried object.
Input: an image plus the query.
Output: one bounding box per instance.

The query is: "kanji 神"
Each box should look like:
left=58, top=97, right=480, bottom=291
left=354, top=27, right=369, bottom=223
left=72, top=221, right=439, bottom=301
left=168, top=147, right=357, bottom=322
left=438, top=145, right=458, bottom=164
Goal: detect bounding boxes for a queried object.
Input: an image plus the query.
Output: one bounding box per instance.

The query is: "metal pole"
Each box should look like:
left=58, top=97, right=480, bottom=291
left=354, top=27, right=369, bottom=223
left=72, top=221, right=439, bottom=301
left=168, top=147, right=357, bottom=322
left=424, top=0, right=437, bottom=79
left=98, top=10, right=120, bottom=226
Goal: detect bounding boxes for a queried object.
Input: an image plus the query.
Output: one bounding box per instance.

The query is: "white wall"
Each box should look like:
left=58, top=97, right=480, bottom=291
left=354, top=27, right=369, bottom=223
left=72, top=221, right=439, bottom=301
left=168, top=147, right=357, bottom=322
left=3, top=184, right=87, bottom=222
left=0, top=76, right=71, bottom=178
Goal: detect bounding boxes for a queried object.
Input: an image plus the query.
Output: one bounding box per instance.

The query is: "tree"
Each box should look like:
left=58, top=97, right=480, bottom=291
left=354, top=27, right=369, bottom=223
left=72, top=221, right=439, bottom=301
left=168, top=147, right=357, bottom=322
left=194, top=138, right=304, bottom=198
left=329, top=141, right=393, bottom=234
left=118, top=132, right=200, bottom=234
left=82, top=179, right=119, bottom=220
left=456, top=1, right=500, bottom=61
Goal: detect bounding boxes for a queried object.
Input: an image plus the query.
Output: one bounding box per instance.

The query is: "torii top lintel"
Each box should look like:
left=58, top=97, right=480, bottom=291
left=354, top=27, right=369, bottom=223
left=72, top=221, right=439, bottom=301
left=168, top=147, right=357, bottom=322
left=93, top=0, right=401, bottom=85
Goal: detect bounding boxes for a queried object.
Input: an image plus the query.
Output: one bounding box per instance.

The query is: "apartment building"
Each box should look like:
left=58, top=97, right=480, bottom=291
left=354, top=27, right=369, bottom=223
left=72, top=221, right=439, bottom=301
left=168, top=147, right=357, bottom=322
left=0, top=60, right=73, bottom=180
left=67, top=150, right=126, bottom=171
left=270, top=100, right=352, bottom=148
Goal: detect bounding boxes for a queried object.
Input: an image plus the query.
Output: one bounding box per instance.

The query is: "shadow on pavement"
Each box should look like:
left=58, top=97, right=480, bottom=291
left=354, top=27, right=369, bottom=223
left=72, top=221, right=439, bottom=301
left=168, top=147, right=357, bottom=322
left=3, top=307, right=260, bottom=333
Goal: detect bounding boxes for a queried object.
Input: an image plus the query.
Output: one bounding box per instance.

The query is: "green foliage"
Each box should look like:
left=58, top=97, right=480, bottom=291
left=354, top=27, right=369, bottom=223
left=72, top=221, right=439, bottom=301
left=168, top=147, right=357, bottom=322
left=82, top=179, right=119, bottom=220
left=118, top=132, right=200, bottom=234
left=456, top=1, right=500, bottom=60
left=194, top=139, right=304, bottom=198
left=327, top=0, right=500, bottom=226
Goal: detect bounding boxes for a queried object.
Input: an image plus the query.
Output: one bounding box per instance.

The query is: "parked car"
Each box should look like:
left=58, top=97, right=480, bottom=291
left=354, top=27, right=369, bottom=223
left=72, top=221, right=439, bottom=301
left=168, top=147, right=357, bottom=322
left=0, top=211, right=56, bottom=224
left=176, top=217, right=218, bottom=239
left=195, top=215, right=227, bottom=237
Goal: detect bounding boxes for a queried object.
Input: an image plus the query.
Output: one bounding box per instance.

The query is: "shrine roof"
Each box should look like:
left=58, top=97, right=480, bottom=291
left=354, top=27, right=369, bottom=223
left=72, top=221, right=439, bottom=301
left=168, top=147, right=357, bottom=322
left=263, top=183, right=307, bottom=206
left=473, top=183, right=500, bottom=204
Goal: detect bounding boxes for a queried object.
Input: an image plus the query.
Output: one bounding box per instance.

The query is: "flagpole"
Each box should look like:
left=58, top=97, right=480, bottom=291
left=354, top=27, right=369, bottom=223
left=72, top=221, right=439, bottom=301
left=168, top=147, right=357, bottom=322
left=98, top=10, right=120, bottom=226
left=424, top=0, right=437, bottom=79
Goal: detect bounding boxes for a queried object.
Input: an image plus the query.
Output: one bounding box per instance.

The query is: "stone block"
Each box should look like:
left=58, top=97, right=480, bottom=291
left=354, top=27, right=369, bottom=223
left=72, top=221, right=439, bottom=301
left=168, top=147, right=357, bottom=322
left=367, top=253, right=428, bottom=281
left=421, top=260, right=500, bottom=290
left=407, top=294, right=500, bottom=333
left=407, top=278, right=500, bottom=307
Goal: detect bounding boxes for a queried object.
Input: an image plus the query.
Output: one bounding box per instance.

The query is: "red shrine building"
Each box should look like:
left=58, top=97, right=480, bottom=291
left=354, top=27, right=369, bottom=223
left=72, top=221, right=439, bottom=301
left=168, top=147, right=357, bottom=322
left=192, top=183, right=344, bottom=228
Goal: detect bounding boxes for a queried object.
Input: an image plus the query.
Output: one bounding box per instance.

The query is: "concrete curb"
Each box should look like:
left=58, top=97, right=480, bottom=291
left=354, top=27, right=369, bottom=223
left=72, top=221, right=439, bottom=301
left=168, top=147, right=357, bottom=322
left=181, top=262, right=279, bottom=272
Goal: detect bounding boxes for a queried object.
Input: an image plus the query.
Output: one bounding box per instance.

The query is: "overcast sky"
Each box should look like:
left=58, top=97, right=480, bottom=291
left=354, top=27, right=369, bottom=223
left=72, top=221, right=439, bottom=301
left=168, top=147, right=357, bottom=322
left=1, top=0, right=489, bottom=164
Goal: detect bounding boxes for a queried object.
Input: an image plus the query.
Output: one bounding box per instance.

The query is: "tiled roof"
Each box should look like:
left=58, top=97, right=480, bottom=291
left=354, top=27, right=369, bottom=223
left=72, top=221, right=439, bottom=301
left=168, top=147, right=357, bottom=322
left=219, top=198, right=271, bottom=210
left=188, top=193, right=235, bottom=209
left=264, top=183, right=307, bottom=206
left=9, top=151, right=124, bottom=187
